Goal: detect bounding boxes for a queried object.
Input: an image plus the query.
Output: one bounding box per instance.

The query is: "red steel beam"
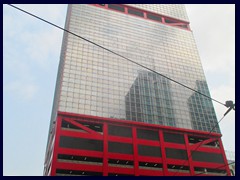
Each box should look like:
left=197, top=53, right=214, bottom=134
left=48, top=112, right=230, bottom=176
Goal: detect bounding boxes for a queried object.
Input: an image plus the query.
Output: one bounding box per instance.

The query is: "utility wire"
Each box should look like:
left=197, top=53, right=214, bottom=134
left=173, top=114, right=227, bottom=176
left=7, top=4, right=227, bottom=107
left=194, top=161, right=235, bottom=176
left=173, top=100, right=235, bottom=176
left=8, top=4, right=234, bottom=176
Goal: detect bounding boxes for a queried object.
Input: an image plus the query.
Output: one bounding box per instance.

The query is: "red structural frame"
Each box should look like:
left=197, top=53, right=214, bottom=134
left=91, top=4, right=191, bottom=31
left=45, top=111, right=231, bottom=176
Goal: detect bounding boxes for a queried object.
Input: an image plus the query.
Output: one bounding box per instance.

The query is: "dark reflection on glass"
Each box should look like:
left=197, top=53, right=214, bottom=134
left=125, top=70, right=176, bottom=126
left=188, top=80, right=220, bottom=133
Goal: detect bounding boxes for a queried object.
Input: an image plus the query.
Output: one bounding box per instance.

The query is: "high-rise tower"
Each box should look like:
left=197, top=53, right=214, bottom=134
left=44, top=4, right=230, bottom=176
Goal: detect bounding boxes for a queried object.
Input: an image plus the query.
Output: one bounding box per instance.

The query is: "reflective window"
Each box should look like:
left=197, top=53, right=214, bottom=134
left=108, top=142, right=133, bottom=154
left=147, top=13, right=162, bottom=22
left=165, top=148, right=188, bottom=160
left=108, top=4, right=124, bottom=12
left=128, top=8, right=144, bottom=17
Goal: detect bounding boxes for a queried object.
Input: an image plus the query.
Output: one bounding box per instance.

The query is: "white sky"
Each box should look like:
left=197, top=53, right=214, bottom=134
left=3, top=4, right=235, bottom=176
left=185, top=4, right=235, bottom=153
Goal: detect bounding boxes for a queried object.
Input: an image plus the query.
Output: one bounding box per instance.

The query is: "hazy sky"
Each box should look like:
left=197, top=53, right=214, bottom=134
left=3, top=4, right=235, bottom=176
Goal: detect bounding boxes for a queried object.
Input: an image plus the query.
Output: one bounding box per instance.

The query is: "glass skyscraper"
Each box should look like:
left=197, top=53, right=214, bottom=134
left=49, top=4, right=219, bottom=133
left=44, top=4, right=228, bottom=176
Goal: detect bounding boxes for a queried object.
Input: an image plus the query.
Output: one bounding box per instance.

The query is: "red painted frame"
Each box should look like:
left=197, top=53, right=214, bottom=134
left=45, top=111, right=230, bottom=176
left=91, top=4, right=191, bottom=31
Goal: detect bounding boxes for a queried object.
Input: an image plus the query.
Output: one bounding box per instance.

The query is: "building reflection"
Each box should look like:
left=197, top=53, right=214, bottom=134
left=188, top=80, right=220, bottom=133
left=125, top=70, right=176, bottom=126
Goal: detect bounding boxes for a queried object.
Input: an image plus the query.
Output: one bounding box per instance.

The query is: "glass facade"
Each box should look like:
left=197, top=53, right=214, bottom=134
left=50, top=4, right=220, bottom=135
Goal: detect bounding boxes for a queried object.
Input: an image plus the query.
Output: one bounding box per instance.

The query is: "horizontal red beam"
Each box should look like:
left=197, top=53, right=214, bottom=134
left=164, top=142, right=186, bottom=149
left=167, top=171, right=191, bottom=176
left=57, top=148, right=103, bottom=158
left=108, top=153, right=134, bottom=160
left=60, top=129, right=103, bottom=140
left=108, top=166, right=134, bottom=175
left=56, top=162, right=103, bottom=172
left=139, top=169, right=164, bottom=176
left=166, top=159, right=189, bottom=166
left=108, top=136, right=132, bottom=143
left=138, top=156, right=162, bottom=163
left=58, top=111, right=221, bottom=138
left=136, top=139, right=160, bottom=146
left=190, top=146, right=221, bottom=154
left=192, top=161, right=225, bottom=169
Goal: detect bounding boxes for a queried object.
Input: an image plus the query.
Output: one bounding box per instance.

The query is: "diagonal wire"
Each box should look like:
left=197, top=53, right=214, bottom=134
left=6, top=4, right=227, bottom=108
left=7, top=4, right=235, bottom=177
left=173, top=115, right=226, bottom=176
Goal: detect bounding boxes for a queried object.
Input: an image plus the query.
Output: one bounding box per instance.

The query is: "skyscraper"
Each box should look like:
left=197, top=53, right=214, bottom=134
left=44, top=4, right=230, bottom=176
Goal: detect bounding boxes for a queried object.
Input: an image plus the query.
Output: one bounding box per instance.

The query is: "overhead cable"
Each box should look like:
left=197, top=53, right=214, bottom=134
left=7, top=4, right=228, bottom=108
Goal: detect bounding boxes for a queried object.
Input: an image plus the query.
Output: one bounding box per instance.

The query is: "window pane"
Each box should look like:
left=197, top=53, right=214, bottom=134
left=128, top=9, right=144, bottom=17
left=166, top=148, right=188, bottom=160
left=138, top=145, right=161, bottom=157
left=147, top=13, right=162, bottom=22
left=192, top=151, right=224, bottom=163
left=164, top=132, right=185, bottom=144
left=59, top=136, right=103, bottom=151
left=108, top=142, right=133, bottom=154
left=108, top=4, right=124, bottom=12
left=137, top=128, right=159, bottom=140
left=108, top=125, right=132, bottom=137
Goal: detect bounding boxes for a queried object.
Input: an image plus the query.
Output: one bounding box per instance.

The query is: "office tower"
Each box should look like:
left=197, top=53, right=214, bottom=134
left=44, top=4, right=230, bottom=176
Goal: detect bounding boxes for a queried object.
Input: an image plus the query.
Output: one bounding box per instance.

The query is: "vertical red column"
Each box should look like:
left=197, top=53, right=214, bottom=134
left=161, top=17, right=165, bottom=24
left=124, top=6, right=128, bottom=14
left=218, top=138, right=231, bottom=176
left=103, top=123, right=108, bottom=176
left=132, top=127, right=139, bottom=176
left=50, top=115, right=62, bottom=176
left=143, top=12, right=147, bottom=19
left=159, top=130, right=168, bottom=176
left=184, top=134, right=194, bottom=175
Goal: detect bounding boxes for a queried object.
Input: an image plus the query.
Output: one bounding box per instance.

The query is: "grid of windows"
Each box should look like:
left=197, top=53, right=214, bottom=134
left=54, top=4, right=220, bottom=133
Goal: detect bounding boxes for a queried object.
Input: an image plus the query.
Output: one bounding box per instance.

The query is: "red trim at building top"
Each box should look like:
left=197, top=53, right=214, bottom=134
left=90, top=4, right=191, bottom=31
left=58, top=111, right=221, bottom=137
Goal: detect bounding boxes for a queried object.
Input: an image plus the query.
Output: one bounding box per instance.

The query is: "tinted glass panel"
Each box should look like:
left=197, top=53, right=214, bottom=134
left=108, top=4, right=124, bottom=12
left=128, top=9, right=144, bottom=17
left=147, top=14, right=162, bottom=22
left=164, top=132, right=185, bottom=144
left=108, top=142, right=133, bottom=154
left=165, top=19, right=177, bottom=23
left=166, top=148, right=188, bottom=160
left=137, top=128, right=159, bottom=140
left=59, top=136, right=103, bottom=151
left=192, top=151, right=224, bottom=163
left=108, top=125, right=132, bottom=137
left=178, top=24, right=188, bottom=29
left=138, top=145, right=161, bottom=157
